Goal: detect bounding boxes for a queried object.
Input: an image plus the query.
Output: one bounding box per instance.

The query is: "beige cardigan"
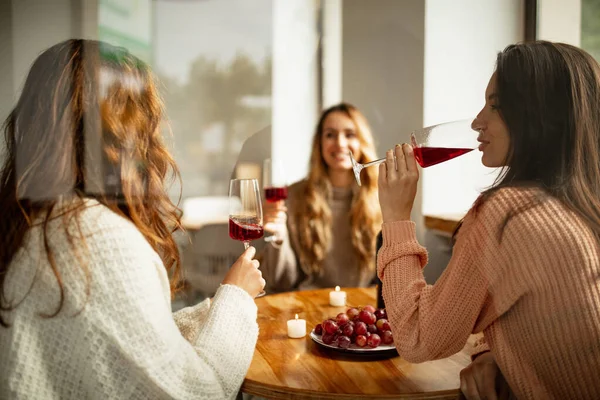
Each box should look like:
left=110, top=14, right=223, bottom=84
left=260, top=180, right=374, bottom=292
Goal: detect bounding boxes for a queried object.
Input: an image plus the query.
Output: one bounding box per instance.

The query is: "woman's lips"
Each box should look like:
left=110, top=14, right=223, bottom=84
left=478, top=142, right=488, bottom=151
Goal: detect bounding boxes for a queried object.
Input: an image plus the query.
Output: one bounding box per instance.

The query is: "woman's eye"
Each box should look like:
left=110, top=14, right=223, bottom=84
left=346, top=132, right=356, bottom=139
left=490, top=104, right=500, bottom=111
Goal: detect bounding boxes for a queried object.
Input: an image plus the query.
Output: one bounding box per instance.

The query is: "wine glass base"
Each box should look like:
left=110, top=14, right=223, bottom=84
left=256, top=290, right=266, bottom=298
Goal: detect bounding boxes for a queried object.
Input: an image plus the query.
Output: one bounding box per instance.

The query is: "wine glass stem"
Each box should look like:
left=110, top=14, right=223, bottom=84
left=244, top=241, right=250, bottom=250
left=363, top=158, right=386, bottom=168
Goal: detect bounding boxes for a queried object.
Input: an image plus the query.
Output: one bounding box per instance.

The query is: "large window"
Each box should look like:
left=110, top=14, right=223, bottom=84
left=99, top=0, right=274, bottom=199
left=582, top=0, right=600, bottom=59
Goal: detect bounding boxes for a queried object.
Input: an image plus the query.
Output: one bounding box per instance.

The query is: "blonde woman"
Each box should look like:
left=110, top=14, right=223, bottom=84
left=260, top=103, right=382, bottom=291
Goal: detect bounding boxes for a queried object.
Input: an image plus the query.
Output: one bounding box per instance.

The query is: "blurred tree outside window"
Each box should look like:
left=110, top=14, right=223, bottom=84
left=582, top=0, right=600, bottom=60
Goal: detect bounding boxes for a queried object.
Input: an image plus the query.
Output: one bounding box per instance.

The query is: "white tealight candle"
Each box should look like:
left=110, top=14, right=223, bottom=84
left=329, top=286, right=346, bottom=307
left=287, top=314, right=306, bottom=338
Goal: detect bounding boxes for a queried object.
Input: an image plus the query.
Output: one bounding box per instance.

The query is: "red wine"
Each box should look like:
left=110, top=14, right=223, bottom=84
left=229, top=217, right=264, bottom=241
left=413, top=147, right=474, bottom=168
left=265, top=186, right=288, bottom=202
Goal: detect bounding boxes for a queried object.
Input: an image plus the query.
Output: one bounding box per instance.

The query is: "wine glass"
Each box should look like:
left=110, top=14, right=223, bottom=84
left=350, top=119, right=478, bottom=186
left=228, top=178, right=265, bottom=297
left=262, top=158, right=288, bottom=242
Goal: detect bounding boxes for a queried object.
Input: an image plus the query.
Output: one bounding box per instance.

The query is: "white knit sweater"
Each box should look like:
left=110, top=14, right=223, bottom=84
left=0, top=200, right=259, bottom=399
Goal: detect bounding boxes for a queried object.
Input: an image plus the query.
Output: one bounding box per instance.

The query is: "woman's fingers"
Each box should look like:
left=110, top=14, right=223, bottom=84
left=460, top=368, right=482, bottom=400
left=403, top=143, right=419, bottom=176
left=385, top=149, right=397, bottom=181
left=395, top=144, right=407, bottom=174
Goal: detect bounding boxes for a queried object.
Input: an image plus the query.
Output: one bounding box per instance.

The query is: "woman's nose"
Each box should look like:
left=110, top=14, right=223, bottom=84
left=335, top=134, right=347, bottom=147
left=471, top=116, right=483, bottom=133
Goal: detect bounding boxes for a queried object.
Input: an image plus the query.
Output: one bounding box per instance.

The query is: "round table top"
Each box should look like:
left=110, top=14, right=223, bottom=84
left=242, top=287, right=473, bottom=399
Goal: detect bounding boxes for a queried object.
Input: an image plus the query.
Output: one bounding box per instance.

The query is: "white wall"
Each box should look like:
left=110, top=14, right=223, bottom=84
left=538, top=0, right=582, bottom=45
left=342, top=0, right=426, bottom=241
left=11, top=0, right=73, bottom=99
left=422, top=0, right=524, bottom=218
left=271, top=0, right=319, bottom=184
left=322, top=0, right=343, bottom=109
left=0, top=1, right=13, bottom=126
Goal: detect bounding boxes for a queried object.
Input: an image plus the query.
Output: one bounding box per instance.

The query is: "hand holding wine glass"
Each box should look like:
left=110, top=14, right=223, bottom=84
left=221, top=246, right=266, bottom=299
left=229, top=178, right=266, bottom=297
left=262, top=158, right=288, bottom=242
left=378, top=144, right=419, bottom=223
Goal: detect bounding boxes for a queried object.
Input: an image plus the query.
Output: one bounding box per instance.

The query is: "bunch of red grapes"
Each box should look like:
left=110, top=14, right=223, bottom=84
left=314, top=305, right=393, bottom=349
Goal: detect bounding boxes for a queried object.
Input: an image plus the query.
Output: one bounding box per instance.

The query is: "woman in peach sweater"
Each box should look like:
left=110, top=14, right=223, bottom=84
left=377, top=41, right=600, bottom=399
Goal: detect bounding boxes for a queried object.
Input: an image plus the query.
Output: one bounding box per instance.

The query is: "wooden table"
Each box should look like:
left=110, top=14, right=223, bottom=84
left=242, top=287, right=473, bottom=399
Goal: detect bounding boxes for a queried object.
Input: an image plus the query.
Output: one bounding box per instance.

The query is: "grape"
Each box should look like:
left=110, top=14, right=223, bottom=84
left=355, top=335, right=367, bottom=347
left=376, top=318, right=391, bottom=332
left=367, top=324, right=377, bottom=334
left=367, top=333, right=381, bottom=348
left=314, top=323, right=323, bottom=335
left=381, top=330, right=394, bottom=344
left=323, top=319, right=339, bottom=335
left=354, top=321, right=367, bottom=336
left=362, top=305, right=376, bottom=314
left=359, top=310, right=376, bottom=325
left=342, top=323, right=354, bottom=337
left=374, top=308, right=387, bottom=320
left=336, top=312, right=350, bottom=326
left=346, top=307, right=360, bottom=319
left=337, top=335, right=351, bottom=349
left=322, top=332, right=336, bottom=345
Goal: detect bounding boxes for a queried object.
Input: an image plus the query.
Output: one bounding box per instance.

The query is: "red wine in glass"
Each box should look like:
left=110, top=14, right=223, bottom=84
left=229, top=216, right=264, bottom=242
left=264, top=187, right=288, bottom=203
left=413, top=147, right=474, bottom=168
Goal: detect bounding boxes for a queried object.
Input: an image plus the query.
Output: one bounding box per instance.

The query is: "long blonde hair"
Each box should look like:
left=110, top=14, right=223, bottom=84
left=294, top=103, right=381, bottom=277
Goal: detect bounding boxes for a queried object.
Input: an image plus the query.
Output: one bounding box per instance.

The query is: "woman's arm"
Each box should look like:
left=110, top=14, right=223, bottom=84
left=86, top=218, right=258, bottom=400
left=259, top=229, right=301, bottom=292
left=378, top=200, right=508, bottom=363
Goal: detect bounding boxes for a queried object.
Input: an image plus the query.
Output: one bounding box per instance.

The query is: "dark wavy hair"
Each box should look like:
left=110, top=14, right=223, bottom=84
left=456, top=41, right=600, bottom=241
left=0, top=39, right=183, bottom=326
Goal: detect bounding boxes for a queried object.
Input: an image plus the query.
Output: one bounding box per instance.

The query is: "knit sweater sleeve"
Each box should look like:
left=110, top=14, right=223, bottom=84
left=84, top=213, right=258, bottom=400
left=172, top=299, right=211, bottom=344
left=259, top=229, right=300, bottom=292
left=377, top=191, right=516, bottom=363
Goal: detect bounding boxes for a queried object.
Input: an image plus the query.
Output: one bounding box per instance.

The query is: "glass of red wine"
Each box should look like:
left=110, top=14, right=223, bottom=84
left=262, top=158, right=288, bottom=242
left=350, top=119, right=478, bottom=186
left=228, top=178, right=265, bottom=297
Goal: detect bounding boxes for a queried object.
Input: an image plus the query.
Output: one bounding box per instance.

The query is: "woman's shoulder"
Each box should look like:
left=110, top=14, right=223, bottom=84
left=288, top=179, right=308, bottom=196
left=47, top=198, right=155, bottom=257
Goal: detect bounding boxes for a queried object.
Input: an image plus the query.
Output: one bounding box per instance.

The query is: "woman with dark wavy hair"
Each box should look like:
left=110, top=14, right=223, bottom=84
left=0, top=39, right=264, bottom=399
left=260, top=103, right=382, bottom=292
left=378, top=41, right=600, bottom=399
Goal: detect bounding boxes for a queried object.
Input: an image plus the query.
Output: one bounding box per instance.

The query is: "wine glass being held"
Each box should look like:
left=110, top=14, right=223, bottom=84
left=222, top=246, right=266, bottom=299
left=263, top=200, right=287, bottom=243
left=378, top=143, right=419, bottom=223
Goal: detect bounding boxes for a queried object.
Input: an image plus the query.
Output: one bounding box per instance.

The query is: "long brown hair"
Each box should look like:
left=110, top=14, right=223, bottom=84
left=0, top=39, right=182, bottom=326
left=457, top=41, right=600, bottom=241
left=294, top=103, right=381, bottom=276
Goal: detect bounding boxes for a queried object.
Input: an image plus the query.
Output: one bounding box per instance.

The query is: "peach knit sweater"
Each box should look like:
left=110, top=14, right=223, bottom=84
left=378, top=187, right=600, bottom=399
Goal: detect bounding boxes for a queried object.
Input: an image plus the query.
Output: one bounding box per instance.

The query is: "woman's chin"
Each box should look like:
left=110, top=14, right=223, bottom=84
left=481, top=155, right=501, bottom=168
left=327, top=161, right=352, bottom=171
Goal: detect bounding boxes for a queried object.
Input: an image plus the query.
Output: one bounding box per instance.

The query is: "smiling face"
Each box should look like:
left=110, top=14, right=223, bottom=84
left=320, top=111, right=362, bottom=171
left=471, top=73, right=511, bottom=168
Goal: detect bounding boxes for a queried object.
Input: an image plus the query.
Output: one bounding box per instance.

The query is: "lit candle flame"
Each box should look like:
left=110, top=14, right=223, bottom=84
left=295, top=314, right=298, bottom=320
left=335, top=286, right=340, bottom=292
